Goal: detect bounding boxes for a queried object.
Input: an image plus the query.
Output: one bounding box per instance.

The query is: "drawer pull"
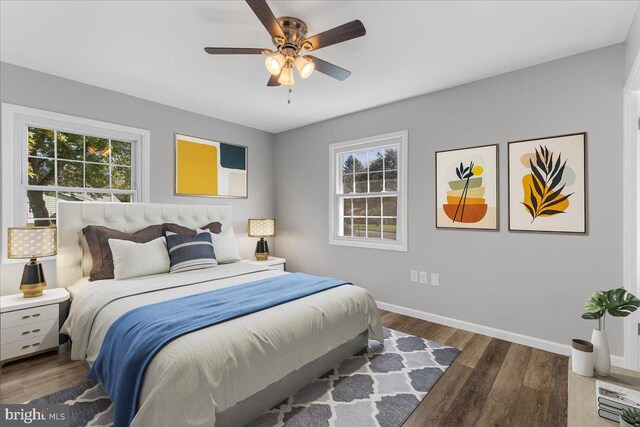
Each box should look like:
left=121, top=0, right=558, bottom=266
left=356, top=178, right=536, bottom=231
left=22, top=315, right=31, bottom=319
left=32, top=342, right=40, bottom=346
left=21, top=345, right=31, bottom=349
left=32, top=314, right=40, bottom=318
left=32, top=329, right=40, bottom=333
left=21, top=331, right=31, bottom=335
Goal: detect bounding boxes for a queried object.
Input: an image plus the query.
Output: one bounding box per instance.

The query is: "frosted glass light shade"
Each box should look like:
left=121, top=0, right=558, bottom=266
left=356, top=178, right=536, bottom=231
left=294, top=56, right=314, bottom=79
left=278, top=65, right=295, bottom=86
left=248, top=219, right=275, bottom=237
left=265, top=53, right=286, bottom=75
left=8, top=226, right=57, bottom=259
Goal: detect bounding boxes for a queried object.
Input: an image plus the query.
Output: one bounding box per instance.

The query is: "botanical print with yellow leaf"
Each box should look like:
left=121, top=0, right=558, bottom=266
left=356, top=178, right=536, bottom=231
left=509, top=133, right=586, bottom=233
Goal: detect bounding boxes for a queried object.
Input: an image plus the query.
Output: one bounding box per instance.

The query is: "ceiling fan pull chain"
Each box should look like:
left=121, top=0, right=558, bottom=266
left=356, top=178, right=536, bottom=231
left=288, top=87, right=292, bottom=104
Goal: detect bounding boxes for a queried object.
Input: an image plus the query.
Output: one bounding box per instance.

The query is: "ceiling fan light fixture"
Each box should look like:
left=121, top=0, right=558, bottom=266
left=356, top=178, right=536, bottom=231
left=278, top=65, right=295, bottom=86
left=294, top=56, right=315, bottom=79
left=265, top=52, right=286, bottom=75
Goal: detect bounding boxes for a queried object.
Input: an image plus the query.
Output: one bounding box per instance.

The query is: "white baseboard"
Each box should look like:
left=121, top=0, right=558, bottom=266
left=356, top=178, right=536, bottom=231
left=376, top=300, right=626, bottom=368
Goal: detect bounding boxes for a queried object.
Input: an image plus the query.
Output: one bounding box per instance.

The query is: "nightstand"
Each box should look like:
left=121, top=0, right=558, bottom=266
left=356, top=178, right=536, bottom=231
left=242, top=256, right=287, bottom=271
left=0, top=288, right=69, bottom=366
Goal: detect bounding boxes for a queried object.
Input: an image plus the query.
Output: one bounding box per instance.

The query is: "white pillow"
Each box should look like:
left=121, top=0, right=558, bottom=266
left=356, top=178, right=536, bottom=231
left=108, top=236, right=170, bottom=280
left=203, top=227, right=241, bottom=264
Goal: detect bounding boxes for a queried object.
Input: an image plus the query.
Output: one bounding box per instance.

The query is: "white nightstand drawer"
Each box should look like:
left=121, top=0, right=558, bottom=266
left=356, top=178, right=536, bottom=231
left=1, top=331, right=58, bottom=361
left=271, top=264, right=285, bottom=271
left=1, top=304, right=58, bottom=329
left=1, top=318, right=58, bottom=345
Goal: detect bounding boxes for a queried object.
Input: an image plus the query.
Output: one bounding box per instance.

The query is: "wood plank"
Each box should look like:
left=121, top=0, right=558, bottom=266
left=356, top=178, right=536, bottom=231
left=454, top=333, right=493, bottom=368
left=402, top=359, right=474, bottom=426
left=509, top=385, right=549, bottom=426
left=445, top=328, right=474, bottom=350
left=546, top=354, right=568, bottom=426
left=487, top=343, right=532, bottom=408
left=439, top=338, right=512, bottom=425
left=523, top=349, right=555, bottom=392
left=474, top=398, right=511, bottom=427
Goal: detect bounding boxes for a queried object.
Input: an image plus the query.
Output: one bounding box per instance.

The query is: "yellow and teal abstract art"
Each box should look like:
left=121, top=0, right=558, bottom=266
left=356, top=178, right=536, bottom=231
left=175, top=133, right=247, bottom=198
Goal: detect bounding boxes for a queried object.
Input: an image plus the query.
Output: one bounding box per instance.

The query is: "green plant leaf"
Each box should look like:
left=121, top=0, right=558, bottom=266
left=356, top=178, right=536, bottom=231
left=604, top=288, right=640, bottom=317
left=581, top=310, right=604, bottom=320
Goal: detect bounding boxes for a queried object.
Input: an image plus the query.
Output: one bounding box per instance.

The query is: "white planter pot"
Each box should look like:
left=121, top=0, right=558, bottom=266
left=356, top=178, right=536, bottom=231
left=620, top=419, right=634, bottom=427
left=591, top=329, right=611, bottom=377
left=571, top=339, right=594, bottom=377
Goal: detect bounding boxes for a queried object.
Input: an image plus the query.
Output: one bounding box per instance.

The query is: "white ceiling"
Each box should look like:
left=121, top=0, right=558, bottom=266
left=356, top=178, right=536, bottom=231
left=1, top=1, right=637, bottom=133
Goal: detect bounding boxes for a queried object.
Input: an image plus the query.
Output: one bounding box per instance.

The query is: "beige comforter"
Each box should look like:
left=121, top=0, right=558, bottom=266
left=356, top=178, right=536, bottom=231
left=61, top=263, right=383, bottom=426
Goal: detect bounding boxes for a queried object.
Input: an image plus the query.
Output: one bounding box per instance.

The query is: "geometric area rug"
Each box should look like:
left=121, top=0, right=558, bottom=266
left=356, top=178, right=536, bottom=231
left=28, top=328, right=460, bottom=427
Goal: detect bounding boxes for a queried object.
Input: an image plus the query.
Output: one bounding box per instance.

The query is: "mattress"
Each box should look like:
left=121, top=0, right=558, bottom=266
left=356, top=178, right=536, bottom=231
left=61, top=262, right=383, bottom=426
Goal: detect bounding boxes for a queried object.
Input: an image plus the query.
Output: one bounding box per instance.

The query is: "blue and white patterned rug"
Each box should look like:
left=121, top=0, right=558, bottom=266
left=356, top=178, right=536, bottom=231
left=29, top=328, right=460, bottom=427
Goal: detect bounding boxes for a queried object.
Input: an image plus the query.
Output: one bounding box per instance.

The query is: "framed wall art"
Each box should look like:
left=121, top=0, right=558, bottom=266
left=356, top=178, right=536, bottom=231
left=175, top=133, right=248, bottom=198
left=436, top=144, right=498, bottom=230
left=508, top=132, right=586, bottom=233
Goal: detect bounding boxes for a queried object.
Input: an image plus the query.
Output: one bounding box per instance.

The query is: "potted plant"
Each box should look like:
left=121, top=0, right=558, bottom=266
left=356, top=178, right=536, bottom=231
left=581, top=288, right=639, bottom=376
left=621, top=408, right=640, bottom=427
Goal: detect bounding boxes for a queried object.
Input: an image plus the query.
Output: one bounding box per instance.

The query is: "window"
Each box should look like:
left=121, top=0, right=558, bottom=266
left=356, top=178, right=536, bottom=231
left=2, top=103, right=150, bottom=261
left=329, top=131, right=408, bottom=251
left=26, top=127, right=135, bottom=226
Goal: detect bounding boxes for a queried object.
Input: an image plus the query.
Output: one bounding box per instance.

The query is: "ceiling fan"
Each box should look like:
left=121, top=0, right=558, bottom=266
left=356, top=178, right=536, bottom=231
left=204, top=0, right=366, bottom=87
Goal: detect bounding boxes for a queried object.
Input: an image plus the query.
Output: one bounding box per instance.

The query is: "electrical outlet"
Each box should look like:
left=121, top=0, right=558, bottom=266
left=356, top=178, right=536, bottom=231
left=410, top=270, right=418, bottom=282
left=419, top=272, right=428, bottom=284
left=431, top=273, right=440, bottom=286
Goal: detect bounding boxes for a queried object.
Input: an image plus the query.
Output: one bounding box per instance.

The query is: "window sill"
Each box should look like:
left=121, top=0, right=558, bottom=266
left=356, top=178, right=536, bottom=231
left=329, top=237, right=407, bottom=252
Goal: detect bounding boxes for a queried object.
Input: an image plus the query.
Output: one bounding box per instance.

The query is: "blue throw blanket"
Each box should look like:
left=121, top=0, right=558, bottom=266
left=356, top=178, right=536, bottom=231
left=87, top=272, right=350, bottom=427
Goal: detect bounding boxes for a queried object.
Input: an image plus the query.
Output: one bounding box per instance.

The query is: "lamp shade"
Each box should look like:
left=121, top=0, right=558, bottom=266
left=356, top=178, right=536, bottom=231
left=248, top=219, right=275, bottom=238
left=7, top=226, right=57, bottom=259
left=294, top=56, right=314, bottom=79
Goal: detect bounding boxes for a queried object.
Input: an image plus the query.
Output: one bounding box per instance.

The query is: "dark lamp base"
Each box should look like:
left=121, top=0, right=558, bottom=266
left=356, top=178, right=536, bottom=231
left=255, top=238, right=270, bottom=261
left=20, top=258, right=47, bottom=298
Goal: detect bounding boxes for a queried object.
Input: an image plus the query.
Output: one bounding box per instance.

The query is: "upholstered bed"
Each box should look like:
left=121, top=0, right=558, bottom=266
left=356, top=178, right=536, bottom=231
left=57, top=202, right=383, bottom=426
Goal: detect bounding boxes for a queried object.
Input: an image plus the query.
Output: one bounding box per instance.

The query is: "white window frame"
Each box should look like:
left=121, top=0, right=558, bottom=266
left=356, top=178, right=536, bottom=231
left=329, top=130, right=408, bottom=252
left=1, top=103, right=151, bottom=263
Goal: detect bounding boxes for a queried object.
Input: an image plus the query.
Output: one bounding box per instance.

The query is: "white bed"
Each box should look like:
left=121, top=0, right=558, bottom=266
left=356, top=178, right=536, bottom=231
left=57, top=202, right=383, bottom=426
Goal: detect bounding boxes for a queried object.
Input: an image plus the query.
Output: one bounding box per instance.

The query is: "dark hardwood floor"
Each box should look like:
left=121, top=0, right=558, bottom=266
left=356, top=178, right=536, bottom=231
left=0, top=310, right=568, bottom=426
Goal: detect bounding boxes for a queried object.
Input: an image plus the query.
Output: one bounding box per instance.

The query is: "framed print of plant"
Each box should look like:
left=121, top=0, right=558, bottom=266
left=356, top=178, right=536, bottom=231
left=436, top=144, right=498, bottom=230
left=508, top=132, right=586, bottom=233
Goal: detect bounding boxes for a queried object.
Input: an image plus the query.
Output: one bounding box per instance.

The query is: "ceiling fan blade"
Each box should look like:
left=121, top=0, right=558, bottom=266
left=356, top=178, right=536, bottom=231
left=246, top=0, right=285, bottom=40
left=306, top=56, right=351, bottom=81
left=301, top=20, right=366, bottom=51
left=204, top=47, right=271, bottom=55
left=267, top=72, right=281, bottom=87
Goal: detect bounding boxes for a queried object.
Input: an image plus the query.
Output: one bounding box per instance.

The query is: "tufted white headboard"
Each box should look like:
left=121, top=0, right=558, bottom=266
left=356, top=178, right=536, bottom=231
left=57, top=201, right=232, bottom=287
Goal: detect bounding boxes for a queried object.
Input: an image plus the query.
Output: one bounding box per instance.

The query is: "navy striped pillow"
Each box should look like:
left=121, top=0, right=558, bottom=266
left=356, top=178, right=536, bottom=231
left=165, top=231, right=217, bottom=273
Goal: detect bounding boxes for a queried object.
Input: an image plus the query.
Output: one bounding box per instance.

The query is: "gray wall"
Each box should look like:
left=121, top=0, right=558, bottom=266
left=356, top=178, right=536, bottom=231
left=274, top=45, right=626, bottom=356
left=626, top=4, right=640, bottom=82
left=0, top=62, right=275, bottom=294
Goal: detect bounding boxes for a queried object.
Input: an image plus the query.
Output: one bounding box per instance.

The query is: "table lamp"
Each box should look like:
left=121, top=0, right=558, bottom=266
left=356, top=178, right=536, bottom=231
left=7, top=226, right=57, bottom=298
left=248, top=219, right=275, bottom=261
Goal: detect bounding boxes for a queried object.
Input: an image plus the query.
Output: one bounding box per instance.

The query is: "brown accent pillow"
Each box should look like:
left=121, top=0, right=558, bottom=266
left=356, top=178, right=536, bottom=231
left=162, top=222, right=222, bottom=237
left=83, top=225, right=165, bottom=281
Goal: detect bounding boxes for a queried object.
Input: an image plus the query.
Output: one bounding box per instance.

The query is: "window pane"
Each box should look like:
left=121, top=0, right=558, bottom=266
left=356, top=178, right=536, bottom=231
left=383, top=218, right=397, bottom=240
left=370, top=172, right=383, bottom=192
left=343, top=218, right=352, bottom=237
left=385, top=170, right=398, bottom=191
left=85, top=136, right=110, bottom=163
left=355, top=173, right=368, bottom=193
left=26, top=190, right=56, bottom=226
left=86, top=164, right=110, bottom=188
left=111, top=140, right=132, bottom=166
left=341, top=153, right=354, bottom=174
left=354, top=152, right=368, bottom=173
left=369, top=150, right=383, bottom=172
left=86, top=192, right=112, bottom=202
left=112, top=166, right=131, bottom=190
left=58, top=191, right=85, bottom=202
left=343, top=198, right=352, bottom=216
left=57, top=160, right=84, bottom=187
left=28, top=157, right=55, bottom=186
left=342, top=174, right=353, bottom=194
left=367, top=197, right=381, bottom=216
left=57, top=132, right=84, bottom=160
left=352, top=198, right=366, bottom=216
left=353, top=218, right=366, bottom=237
left=114, top=193, right=132, bottom=203
left=367, top=218, right=381, bottom=238
left=384, top=147, right=398, bottom=170
left=383, top=196, right=397, bottom=216
left=28, top=127, right=54, bottom=158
